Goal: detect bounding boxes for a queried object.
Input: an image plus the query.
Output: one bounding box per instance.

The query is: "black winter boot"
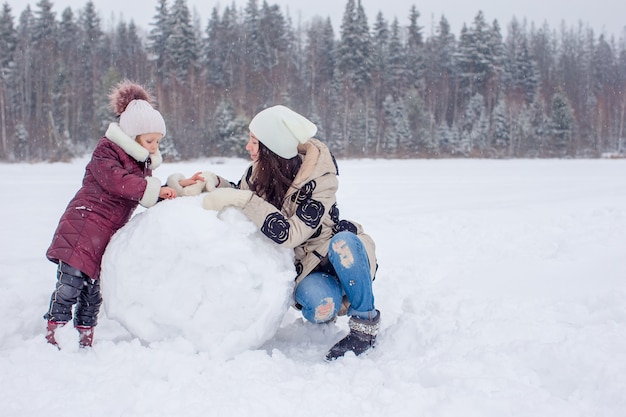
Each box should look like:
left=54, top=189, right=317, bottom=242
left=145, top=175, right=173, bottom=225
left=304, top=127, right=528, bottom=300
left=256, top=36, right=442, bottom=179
left=326, top=310, right=380, bottom=361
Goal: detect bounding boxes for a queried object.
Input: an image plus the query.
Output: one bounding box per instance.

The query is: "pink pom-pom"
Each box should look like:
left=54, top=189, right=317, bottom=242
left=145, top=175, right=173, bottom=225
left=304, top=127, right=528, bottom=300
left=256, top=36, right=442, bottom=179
left=109, top=80, right=154, bottom=116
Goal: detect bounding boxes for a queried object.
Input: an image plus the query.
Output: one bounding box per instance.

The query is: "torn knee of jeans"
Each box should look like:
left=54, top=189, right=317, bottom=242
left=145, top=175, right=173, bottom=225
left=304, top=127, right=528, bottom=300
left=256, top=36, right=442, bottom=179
left=331, top=239, right=355, bottom=269
left=314, top=297, right=335, bottom=322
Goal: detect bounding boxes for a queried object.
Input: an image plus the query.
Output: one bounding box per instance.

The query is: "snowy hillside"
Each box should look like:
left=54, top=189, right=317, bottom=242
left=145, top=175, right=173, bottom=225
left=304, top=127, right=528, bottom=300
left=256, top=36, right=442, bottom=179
left=0, top=157, right=625, bottom=417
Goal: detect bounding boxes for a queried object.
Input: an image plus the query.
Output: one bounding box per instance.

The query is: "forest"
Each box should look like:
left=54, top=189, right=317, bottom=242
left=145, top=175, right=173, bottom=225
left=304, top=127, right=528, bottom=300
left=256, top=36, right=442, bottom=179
left=0, top=0, right=625, bottom=161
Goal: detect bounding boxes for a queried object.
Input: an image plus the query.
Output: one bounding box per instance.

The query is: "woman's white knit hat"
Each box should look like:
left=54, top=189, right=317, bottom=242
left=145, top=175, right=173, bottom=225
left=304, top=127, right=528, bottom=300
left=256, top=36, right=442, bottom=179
left=249, top=105, right=317, bottom=159
left=119, top=99, right=166, bottom=138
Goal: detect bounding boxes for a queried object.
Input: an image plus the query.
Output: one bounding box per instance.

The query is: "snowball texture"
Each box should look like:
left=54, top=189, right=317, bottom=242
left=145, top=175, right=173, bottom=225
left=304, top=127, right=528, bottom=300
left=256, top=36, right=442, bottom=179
left=101, top=196, right=295, bottom=359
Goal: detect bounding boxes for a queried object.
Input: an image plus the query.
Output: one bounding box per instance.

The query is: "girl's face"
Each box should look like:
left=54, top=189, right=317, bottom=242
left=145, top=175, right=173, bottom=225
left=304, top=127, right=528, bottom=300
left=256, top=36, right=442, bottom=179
left=136, top=133, right=163, bottom=155
left=246, top=132, right=260, bottom=162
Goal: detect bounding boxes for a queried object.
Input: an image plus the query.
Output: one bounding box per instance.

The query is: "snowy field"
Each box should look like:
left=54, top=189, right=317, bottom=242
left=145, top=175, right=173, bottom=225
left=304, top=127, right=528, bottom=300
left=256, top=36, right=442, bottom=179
left=0, top=156, right=625, bottom=417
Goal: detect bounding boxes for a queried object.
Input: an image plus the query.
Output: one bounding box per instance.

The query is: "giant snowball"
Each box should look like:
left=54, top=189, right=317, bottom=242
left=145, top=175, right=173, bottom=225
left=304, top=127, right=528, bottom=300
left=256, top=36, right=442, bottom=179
left=100, top=195, right=295, bottom=358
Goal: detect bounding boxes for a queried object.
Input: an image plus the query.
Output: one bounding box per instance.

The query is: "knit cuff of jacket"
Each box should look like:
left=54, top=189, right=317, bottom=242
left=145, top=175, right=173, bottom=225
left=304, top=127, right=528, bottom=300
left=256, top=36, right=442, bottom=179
left=140, top=177, right=162, bottom=207
left=166, top=173, right=186, bottom=195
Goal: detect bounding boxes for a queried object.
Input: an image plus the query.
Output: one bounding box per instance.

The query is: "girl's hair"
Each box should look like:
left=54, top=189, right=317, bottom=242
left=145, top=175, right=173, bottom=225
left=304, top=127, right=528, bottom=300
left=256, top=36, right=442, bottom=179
left=109, top=80, right=153, bottom=116
left=250, top=141, right=302, bottom=208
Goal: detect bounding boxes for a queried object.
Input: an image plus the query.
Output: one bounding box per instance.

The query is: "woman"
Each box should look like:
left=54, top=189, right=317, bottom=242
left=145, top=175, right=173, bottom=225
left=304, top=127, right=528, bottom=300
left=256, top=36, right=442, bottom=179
left=200, top=105, right=380, bottom=360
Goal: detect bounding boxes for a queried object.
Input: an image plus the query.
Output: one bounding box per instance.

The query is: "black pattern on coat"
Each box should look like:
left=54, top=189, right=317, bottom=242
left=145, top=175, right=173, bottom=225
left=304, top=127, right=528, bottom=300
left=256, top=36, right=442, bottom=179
left=329, top=203, right=357, bottom=234
left=329, top=203, right=339, bottom=223
left=261, top=212, right=290, bottom=244
left=333, top=219, right=358, bottom=235
left=286, top=180, right=324, bottom=228
left=291, top=180, right=316, bottom=204
left=296, top=198, right=325, bottom=229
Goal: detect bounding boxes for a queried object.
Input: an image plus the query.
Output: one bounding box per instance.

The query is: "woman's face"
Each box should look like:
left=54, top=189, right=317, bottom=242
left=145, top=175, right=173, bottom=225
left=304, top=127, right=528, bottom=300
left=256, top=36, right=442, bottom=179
left=246, top=132, right=260, bottom=161
left=136, top=133, right=163, bottom=155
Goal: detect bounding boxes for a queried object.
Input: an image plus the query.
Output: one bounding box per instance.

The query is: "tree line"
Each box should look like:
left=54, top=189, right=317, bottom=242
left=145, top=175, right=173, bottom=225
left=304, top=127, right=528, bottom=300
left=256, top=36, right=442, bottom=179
left=0, top=0, right=625, bottom=161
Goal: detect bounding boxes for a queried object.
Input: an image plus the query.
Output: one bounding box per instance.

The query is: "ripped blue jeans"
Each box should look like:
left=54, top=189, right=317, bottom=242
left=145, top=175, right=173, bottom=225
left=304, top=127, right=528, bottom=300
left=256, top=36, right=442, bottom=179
left=295, top=231, right=376, bottom=323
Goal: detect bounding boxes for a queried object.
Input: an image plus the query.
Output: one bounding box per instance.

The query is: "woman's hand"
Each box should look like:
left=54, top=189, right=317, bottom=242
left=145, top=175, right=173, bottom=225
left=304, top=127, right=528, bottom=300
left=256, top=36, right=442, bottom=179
left=203, top=188, right=252, bottom=211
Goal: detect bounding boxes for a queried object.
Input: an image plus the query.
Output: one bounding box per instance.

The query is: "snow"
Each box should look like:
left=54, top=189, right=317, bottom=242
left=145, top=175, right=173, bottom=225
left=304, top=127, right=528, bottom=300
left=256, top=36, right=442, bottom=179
left=102, top=196, right=295, bottom=359
left=1, top=157, right=625, bottom=417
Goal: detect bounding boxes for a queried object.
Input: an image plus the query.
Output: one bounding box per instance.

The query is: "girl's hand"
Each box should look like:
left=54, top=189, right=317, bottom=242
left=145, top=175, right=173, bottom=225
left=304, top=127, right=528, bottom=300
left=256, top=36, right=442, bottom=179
left=179, top=171, right=205, bottom=187
left=159, top=186, right=177, bottom=199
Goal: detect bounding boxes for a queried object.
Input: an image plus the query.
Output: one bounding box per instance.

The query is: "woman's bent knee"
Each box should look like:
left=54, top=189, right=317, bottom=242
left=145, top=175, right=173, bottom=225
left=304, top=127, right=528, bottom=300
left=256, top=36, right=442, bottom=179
left=295, top=272, right=343, bottom=324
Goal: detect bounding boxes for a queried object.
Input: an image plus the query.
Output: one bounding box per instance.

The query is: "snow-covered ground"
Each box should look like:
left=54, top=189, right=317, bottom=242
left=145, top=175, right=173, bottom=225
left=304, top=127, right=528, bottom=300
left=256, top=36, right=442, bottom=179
left=1, top=157, right=625, bottom=417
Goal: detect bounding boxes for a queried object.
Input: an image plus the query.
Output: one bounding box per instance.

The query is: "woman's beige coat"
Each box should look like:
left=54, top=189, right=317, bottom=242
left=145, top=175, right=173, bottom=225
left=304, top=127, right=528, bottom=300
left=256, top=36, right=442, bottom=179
left=231, top=139, right=377, bottom=286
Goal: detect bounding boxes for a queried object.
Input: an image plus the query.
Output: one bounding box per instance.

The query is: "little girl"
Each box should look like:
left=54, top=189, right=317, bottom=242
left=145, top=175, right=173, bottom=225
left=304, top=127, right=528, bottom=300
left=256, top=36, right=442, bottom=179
left=43, top=80, right=199, bottom=348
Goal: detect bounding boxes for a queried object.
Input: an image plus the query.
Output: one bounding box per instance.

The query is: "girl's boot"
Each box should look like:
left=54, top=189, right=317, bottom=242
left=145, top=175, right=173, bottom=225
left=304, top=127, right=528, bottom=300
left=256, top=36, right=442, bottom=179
left=76, top=326, right=94, bottom=348
left=45, top=321, right=66, bottom=347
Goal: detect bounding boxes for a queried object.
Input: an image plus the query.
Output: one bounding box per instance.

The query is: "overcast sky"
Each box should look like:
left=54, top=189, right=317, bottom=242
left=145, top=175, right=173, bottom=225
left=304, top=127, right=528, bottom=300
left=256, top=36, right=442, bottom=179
left=4, top=0, right=625, bottom=38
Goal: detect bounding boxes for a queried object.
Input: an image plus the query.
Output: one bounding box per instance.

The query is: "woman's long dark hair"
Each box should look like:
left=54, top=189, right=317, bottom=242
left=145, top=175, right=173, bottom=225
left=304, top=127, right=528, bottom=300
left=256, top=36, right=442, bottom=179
left=250, top=141, right=302, bottom=209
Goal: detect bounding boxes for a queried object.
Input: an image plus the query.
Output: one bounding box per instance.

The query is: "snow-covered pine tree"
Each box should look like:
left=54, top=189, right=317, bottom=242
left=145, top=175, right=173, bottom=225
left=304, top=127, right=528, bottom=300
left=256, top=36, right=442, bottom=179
left=491, top=99, right=510, bottom=155
left=202, top=8, right=226, bottom=90
left=148, top=0, right=171, bottom=82
left=213, top=99, right=248, bottom=157
left=304, top=17, right=335, bottom=138
left=549, top=90, right=575, bottom=156
left=393, top=98, right=413, bottom=156
left=167, top=0, right=198, bottom=82
left=423, top=15, right=456, bottom=133
left=258, top=1, right=289, bottom=103
left=0, top=3, right=16, bottom=70
left=30, top=0, right=58, bottom=159
left=371, top=12, right=388, bottom=156
left=76, top=1, right=104, bottom=148
left=382, top=95, right=398, bottom=155
left=0, top=3, right=17, bottom=159
left=591, top=34, right=619, bottom=154
left=336, top=0, right=373, bottom=156
left=405, top=6, right=424, bottom=90
left=387, top=18, right=406, bottom=98
left=14, top=123, right=28, bottom=160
